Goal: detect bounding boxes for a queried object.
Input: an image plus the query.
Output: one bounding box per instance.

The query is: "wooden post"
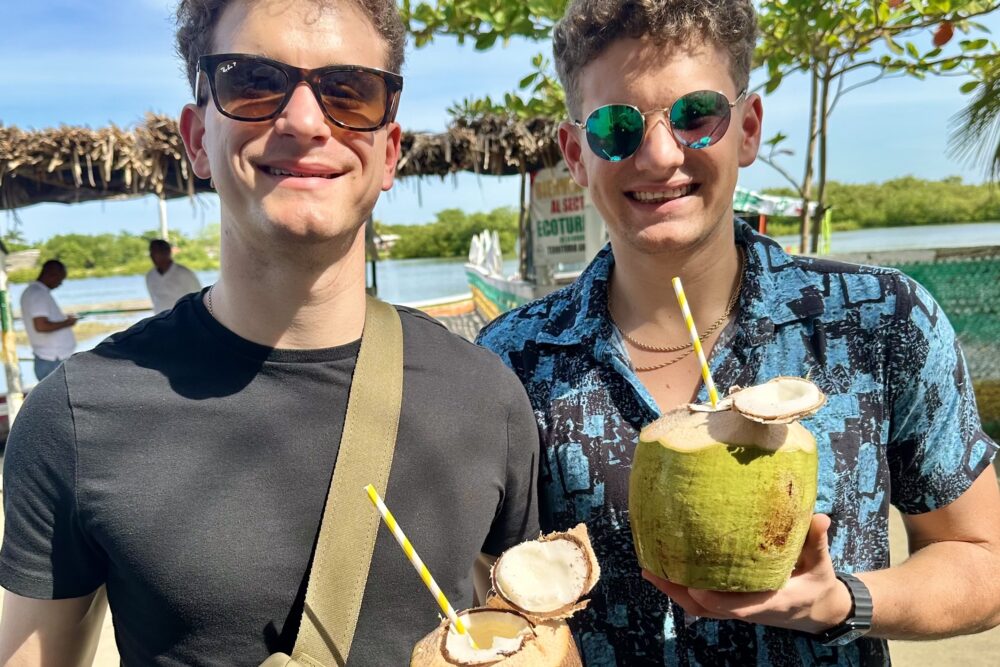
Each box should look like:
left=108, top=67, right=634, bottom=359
left=158, top=194, right=169, bottom=241
left=517, top=168, right=529, bottom=281
left=0, top=242, right=25, bottom=423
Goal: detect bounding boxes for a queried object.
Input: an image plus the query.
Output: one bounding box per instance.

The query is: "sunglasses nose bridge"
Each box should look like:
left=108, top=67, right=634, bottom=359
left=273, top=81, right=334, bottom=136
left=632, top=111, right=687, bottom=166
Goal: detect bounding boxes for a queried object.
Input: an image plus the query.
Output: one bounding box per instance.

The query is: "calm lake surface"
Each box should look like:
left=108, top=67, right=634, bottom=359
left=4, top=221, right=999, bottom=389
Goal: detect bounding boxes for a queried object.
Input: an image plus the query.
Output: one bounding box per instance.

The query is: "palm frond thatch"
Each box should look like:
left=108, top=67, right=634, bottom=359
left=0, top=113, right=564, bottom=211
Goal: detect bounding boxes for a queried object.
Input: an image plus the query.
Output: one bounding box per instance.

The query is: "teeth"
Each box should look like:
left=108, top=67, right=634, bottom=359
left=265, top=166, right=335, bottom=179
left=631, top=185, right=693, bottom=202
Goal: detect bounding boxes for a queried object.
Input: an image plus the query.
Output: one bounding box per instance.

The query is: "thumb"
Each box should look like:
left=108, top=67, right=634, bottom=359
left=795, top=513, right=832, bottom=573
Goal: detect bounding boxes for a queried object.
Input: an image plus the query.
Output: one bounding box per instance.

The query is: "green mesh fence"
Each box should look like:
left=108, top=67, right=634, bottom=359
left=889, top=256, right=1000, bottom=441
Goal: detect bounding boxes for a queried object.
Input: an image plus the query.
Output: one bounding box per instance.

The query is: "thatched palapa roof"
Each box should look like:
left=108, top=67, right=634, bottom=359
left=0, top=114, right=562, bottom=211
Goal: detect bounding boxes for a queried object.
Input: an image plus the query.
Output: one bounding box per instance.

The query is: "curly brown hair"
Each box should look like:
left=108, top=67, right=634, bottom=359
left=175, top=0, right=406, bottom=98
left=553, top=0, right=757, bottom=120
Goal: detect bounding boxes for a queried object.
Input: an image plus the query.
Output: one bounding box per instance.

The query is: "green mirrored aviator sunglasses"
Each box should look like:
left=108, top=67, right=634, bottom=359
left=574, top=89, right=748, bottom=162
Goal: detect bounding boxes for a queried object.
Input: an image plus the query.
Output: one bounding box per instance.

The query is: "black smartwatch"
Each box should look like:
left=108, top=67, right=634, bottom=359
left=813, top=572, right=873, bottom=646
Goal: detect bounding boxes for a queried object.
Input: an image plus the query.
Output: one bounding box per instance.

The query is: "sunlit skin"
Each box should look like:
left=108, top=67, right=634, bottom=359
left=559, top=38, right=762, bottom=262
left=178, top=0, right=401, bottom=349
left=183, top=1, right=398, bottom=246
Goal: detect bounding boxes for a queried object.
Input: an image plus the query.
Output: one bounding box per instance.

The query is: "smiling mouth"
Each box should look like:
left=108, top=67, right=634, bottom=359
left=260, top=165, right=338, bottom=179
left=628, top=184, right=697, bottom=203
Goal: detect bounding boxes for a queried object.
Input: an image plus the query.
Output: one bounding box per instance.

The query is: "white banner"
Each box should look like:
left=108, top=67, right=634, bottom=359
left=530, top=163, right=606, bottom=279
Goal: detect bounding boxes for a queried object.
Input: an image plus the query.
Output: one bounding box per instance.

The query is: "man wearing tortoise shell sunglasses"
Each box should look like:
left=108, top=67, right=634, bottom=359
left=0, top=1, right=542, bottom=665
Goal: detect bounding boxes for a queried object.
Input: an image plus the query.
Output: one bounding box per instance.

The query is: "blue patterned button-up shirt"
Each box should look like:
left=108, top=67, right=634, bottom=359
left=477, top=220, right=997, bottom=666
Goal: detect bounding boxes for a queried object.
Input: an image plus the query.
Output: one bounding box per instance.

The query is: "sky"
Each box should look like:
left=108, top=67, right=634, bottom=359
left=2, top=1, right=997, bottom=242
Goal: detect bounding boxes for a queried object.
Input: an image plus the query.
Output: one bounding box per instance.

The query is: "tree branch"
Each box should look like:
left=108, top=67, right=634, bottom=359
left=831, top=53, right=985, bottom=79
left=756, top=153, right=804, bottom=196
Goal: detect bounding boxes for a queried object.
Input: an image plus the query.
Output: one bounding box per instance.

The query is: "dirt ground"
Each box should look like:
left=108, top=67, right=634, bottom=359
left=0, top=473, right=997, bottom=665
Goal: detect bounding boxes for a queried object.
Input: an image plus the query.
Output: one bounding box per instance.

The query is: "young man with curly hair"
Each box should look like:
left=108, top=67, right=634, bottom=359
left=478, top=1, right=1000, bottom=664
left=0, top=1, right=539, bottom=664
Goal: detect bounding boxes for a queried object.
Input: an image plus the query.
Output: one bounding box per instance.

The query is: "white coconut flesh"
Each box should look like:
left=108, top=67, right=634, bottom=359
left=442, top=610, right=533, bottom=664
left=729, top=376, right=826, bottom=424
left=641, top=400, right=817, bottom=454
left=492, top=540, right=589, bottom=614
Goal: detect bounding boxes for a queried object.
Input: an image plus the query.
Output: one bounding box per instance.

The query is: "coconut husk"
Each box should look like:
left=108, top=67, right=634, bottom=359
left=489, top=523, right=599, bottom=621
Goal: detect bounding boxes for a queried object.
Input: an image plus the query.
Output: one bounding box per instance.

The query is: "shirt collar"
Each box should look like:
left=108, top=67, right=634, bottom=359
left=535, top=219, right=825, bottom=351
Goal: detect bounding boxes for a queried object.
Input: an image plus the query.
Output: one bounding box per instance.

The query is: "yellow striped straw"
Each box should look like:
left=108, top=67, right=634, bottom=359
left=364, top=484, right=479, bottom=649
left=671, top=277, right=720, bottom=407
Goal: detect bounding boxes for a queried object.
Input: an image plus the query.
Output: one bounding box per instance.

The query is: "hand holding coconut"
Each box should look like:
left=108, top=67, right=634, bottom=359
left=641, top=513, right=856, bottom=635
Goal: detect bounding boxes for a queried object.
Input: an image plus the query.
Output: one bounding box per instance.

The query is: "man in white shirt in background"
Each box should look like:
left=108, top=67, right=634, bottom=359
left=145, top=238, right=202, bottom=313
left=20, top=259, right=77, bottom=381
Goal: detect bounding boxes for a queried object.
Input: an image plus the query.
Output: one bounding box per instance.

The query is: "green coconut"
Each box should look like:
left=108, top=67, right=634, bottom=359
left=629, top=377, right=823, bottom=592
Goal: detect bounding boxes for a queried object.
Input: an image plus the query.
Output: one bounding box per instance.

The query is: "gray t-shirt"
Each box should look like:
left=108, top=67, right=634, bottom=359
left=0, top=293, right=540, bottom=666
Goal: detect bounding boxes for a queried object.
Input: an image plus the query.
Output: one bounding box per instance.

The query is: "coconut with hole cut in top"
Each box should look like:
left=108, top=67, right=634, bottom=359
left=409, top=524, right=599, bottom=666
left=629, top=377, right=824, bottom=592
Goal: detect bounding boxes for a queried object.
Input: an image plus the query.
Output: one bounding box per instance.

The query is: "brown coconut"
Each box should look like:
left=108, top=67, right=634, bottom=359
left=410, top=524, right=599, bottom=667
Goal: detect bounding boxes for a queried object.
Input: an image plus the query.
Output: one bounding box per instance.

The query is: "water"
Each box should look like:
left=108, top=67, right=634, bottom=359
left=772, top=221, right=1000, bottom=254
left=3, top=221, right=998, bottom=390
left=3, top=258, right=517, bottom=389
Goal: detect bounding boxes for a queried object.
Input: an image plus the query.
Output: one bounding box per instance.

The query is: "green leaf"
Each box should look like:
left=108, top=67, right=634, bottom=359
left=474, top=32, right=499, bottom=50
left=884, top=34, right=904, bottom=55
left=876, top=2, right=890, bottom=23
left=960, top=80, right=980, bottom=94
left=959, top=38, right=989, bottom=51
left=906, top=42, right=920, bottom=59
left=765, top=70, right=784, bottom=94
left=518, top=72, right=539, bottom=88
left=766, top=131, right=788, bottom=147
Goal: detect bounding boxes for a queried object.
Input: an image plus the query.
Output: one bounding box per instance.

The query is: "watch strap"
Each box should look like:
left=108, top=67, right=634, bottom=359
left=815, top=571, right=873, bottom=646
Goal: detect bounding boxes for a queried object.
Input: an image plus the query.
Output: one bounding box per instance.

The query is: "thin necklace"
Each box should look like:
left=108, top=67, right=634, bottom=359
left=611, top=247, right=744, bottom=372
left=205, top=285, right=216, bottom=316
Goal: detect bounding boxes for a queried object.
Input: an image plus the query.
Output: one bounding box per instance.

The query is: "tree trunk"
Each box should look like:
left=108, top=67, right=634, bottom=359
left=811, top=72, right=832, bottom=254
left=799, top=68, right=820, bottom=254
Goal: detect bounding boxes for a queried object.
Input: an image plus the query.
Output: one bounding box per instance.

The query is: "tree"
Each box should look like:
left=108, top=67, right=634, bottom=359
left=403, top=2, right=998, bottom=253
left=755, top=0, right=998, bottom=252
left=948, top=53, right=1000, bottom=181
left=402, top=0, right=567, bottom=118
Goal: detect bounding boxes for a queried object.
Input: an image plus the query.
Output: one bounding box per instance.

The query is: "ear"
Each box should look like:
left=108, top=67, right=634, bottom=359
left=179, top=103, right=212, bottom=180
left=737, top=93, right=764, bottom=168
left=558, top=121, right=589, bottom=188
left=380, top=121, right=403, bottom=191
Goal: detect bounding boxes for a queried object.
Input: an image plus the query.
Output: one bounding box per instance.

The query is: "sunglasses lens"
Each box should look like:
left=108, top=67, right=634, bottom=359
left=317, top=70, right=389, bottom=130
left=585, top=105, right=644, bottom=162
left=670, top=90, right=732, bottom=149
left=213, top=59, right=288, bottom=120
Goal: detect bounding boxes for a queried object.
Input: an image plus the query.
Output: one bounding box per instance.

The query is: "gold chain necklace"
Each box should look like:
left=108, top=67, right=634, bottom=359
left=611, top=248, right=744, bottom=372
left=205, top=285, right=216, bottom=316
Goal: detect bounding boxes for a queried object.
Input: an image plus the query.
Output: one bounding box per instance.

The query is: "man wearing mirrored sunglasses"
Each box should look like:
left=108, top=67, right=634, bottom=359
left=0, top=1, right=540, bottom=665
left=478, top=1, right=1000, bottom=665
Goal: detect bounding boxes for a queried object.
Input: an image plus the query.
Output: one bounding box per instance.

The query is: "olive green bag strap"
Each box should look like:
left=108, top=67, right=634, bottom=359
left=268, top=296, right=403, bottom=667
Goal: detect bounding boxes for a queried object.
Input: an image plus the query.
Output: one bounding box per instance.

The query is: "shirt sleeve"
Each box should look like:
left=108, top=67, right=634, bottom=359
left=20, top=287, right=46, bottom=321
left=181, top=266, right=202, bottom=293
left=480, top=377, right=540, bottom=556
left=886, top=274, right=998, bottom=514
left=0, top=365, right=107, bottom=598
